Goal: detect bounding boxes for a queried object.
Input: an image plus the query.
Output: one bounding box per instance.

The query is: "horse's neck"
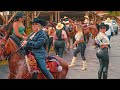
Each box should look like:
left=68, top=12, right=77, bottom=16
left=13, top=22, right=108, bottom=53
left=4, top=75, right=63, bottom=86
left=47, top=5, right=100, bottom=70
left=8, top=38, right=18, bottom=53
left=7, top=38, right=31, bottom=79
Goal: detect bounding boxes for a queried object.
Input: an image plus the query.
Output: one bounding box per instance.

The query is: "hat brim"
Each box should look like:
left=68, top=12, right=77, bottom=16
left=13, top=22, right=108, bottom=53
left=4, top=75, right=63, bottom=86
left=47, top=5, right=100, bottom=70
left=84, top=16, right=89, bottom=19
left=31, top=20, right=46, bottom=26
left=56, top=24, right=64, bottom=30
left=64, top=21, right=69, bottom=23
left=98, top=24, right=109, bottom=31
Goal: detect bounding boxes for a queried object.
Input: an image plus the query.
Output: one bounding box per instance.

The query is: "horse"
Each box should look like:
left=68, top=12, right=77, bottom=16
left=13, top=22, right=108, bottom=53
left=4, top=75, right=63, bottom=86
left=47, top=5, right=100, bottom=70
left=89, top=24, right=98, bottom=39
left=0, top=34, right=69, bottom=79
left=0, top=23, right=69, bottom=79
left=65, top=21, right=77, bottom=50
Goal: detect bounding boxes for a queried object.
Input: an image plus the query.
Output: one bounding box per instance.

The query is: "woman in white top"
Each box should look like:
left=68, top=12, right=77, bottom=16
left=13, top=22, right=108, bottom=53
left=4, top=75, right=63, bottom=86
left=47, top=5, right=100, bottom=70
left=95, top=23, right=109, bottom=79
left=69, top=25, right=87, bottom=71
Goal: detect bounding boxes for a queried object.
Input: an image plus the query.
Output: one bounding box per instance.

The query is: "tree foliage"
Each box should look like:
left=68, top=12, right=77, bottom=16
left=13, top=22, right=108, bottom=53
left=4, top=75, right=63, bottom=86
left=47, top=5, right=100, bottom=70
left=108, top=11, right=120, bottom=16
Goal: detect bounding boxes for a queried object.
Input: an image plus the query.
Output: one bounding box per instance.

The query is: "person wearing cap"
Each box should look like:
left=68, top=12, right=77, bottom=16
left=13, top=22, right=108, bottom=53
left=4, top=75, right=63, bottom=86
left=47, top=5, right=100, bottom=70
left=53, top=22, right=68, bottom=58
left=12, top=11, right=27, bottom=41
left=22, top=18, right=54, bottom=79
left=95, top=23, right=109, bottom=79
left=69, top=24, right=87, bottom=71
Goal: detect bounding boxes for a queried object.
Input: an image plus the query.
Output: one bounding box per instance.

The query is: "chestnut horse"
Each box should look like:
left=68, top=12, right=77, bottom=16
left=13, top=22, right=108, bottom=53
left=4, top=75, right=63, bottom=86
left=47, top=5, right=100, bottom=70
left=65, top=21, right=77, bottom=50
left=89, top=24, right=98, bottom=39
left=0, top=22, right=68, bottom=79
left=0, top=35, right=68, bottom=79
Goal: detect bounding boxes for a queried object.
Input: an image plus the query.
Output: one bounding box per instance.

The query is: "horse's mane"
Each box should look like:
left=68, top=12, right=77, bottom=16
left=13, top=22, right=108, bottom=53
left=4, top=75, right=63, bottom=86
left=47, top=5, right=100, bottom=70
left=4, top=22, right=13, bottom=39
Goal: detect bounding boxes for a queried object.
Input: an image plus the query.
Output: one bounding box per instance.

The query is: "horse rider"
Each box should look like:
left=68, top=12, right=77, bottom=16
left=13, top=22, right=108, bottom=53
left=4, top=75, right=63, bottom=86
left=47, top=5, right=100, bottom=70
left=95, top=23, right=110, bottom=79
left=12, top=11, right=27, bottom=41
left=53, top=22, right=68, bottom=58
left=22, top=18, right=54, bottom=79
left=69, top=24, right=87, bottom=71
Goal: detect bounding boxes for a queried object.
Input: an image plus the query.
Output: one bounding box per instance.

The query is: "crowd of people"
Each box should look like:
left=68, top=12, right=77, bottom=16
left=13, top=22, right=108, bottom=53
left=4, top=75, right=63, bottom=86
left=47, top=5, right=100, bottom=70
left=0, top=11, right=118, bottom=79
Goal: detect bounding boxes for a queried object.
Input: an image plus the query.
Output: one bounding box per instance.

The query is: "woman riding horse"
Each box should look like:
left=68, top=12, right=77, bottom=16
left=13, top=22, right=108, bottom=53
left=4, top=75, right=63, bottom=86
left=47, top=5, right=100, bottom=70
left=0, top=19, right=68, bottom=79
left=22, top=18, right=54, bottom=79
left=12, top=11, right=27, bottom=41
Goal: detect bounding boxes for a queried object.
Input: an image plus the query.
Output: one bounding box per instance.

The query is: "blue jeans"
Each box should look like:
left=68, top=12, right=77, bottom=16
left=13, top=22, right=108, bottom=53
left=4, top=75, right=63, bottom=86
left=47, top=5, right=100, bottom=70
left=74, top=42, right=86, bottom=60
left=107, top=35, right=111, bottom=49
left=96, top=48, right=109, bottom=79
left=54, top=40, right=65, bottom=58
left=35, top=56, right=54, bottom=79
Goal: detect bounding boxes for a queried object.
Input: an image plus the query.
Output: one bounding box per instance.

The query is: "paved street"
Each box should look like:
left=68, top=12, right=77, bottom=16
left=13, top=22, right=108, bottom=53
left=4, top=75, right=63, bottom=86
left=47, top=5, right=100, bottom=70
left=65, top=32, right=120, bottom=79
left=0, top=32, right=120, bottom=79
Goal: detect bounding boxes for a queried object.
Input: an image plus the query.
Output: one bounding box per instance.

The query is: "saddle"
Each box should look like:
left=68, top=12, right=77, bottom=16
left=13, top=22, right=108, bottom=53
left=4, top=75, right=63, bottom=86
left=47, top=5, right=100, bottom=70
left=27, top=52, right=61, bottom=74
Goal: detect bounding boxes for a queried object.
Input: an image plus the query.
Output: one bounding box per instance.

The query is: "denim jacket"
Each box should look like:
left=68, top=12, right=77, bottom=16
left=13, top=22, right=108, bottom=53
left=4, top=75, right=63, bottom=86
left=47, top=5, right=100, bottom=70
left=25, top=30, right=48, bottom=59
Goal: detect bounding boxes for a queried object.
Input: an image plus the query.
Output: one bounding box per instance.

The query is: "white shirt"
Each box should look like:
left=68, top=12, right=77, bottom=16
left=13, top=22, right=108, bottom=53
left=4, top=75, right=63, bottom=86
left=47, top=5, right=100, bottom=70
left=105, top=28, right=111, bottom=36
left=95, top=32, right=109, bottom=45
left=75, top=33, right=84, bottom=41
left=104, top=21, right=114, bottom=32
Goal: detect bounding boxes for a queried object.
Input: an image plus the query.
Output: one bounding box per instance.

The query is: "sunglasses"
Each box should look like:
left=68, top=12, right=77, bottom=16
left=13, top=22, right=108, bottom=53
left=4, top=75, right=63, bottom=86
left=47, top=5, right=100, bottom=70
left=100, top=26, right=106, bottom=29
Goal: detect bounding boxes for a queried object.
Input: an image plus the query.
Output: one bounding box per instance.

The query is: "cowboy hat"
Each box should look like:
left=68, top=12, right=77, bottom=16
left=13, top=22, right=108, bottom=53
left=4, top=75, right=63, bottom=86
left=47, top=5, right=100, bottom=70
left=15, top=11, right=25, bottom=18
left=64, top=21, right=69, bottom=24
left=106, top=18, right=112, bottom=22
left=84, top=15, right=89, bottom=19
left=56, top=22, right=64, bottom=30
left=64, top=16, right=68, bottom=19
left=98, top=23, right=109, bottom=31
left=31, top=18, right=46, bottom=26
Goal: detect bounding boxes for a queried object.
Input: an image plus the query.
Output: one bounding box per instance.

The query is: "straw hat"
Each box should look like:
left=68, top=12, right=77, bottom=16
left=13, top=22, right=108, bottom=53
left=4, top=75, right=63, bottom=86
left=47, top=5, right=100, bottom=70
left=106, top=18, right=111, bottom=22
left=84, top=15, right=89, bottom=19
left=64, top=16, right=68, bottom=19
left=56, top=22, right=64, bottom=30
